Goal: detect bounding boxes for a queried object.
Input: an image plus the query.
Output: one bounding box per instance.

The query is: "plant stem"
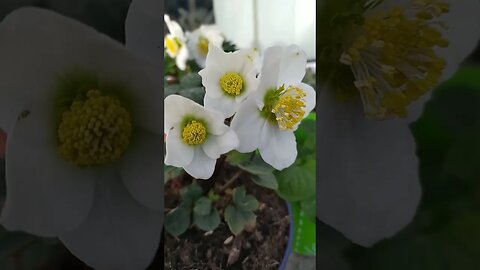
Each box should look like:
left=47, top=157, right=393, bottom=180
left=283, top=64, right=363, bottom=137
left=219, top=170, right=243, bottom=193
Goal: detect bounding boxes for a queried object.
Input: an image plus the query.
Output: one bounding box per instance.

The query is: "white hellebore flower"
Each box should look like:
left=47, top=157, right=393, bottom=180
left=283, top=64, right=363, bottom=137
left=0, top=8, right=163, bottom=270
left=198, top=44, right=259, bottom=118
left=125, top=0, right=163, bottom=67
left=165, top=95, right=239, bottom=179
left=163, top=15, right=189, bottom=70
left=231, top=45, right=316, bottom=170
left=186, top=24, right=224, bottom=68
left=317, top=0, right=480, bottom=246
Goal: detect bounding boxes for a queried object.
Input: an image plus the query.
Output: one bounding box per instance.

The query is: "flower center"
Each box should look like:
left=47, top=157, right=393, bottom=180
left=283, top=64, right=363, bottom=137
left=58, top=89, right=132, bottom=166
left=261, top=85, right=307, bottom=130
left=182, top=120, right=207, bottom=145
left=197, top=36, right=209, bottom=56
left=340, top=0, right=450, bottom=119
left=165, top=35, right=181, bottom=57
left=219, top=72, right=243, bottom=96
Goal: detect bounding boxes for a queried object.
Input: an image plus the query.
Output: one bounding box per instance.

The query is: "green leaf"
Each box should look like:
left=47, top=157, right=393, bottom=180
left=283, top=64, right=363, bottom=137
left=179, top=73, right=202, bottom=88
left=276, top=166, right=315, bottom=202
left=232, top=186, right=259, bottom=211
left=194, top=207, right=221, bottom=231
left=164, top=84, right=180, bottom=97
left=250, top=171, right=278, bottom=190
left=300, top=196, right=316, bottom=223
left=224, top=205, right=255, bottom=235
left=193, top=197, right=212, bottom=216
left=165, top=207, right=190, bottom=237
left=178, top=87, right=205, bottom=105
left=164, top=166, right=184, bottom=182
left=226, top=151, right=250, bottom=166
left=444, top=129, right=480, bottom=181
left=180, top=183, right=203, bottom=208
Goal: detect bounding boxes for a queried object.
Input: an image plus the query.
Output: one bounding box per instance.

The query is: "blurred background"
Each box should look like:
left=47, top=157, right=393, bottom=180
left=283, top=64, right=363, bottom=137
left=0, top=0, right=479, bottom=269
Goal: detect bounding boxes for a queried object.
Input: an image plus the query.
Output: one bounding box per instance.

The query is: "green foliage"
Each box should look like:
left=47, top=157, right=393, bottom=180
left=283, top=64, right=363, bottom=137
left=276, top=166, right=315, bottom=202
left=164, top=165, right=184, bottom=183
left=165, top=182, right=221, bottom=237
left=222, top=40, right=237, bottom=53
left=224, top=186, right=259, bottom=235
left=226, top=151, right=279, bottom=190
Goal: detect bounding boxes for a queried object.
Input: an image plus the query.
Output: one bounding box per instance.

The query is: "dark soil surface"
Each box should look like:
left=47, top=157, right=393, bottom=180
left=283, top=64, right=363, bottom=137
left=164, top=162, right=290, bottom=270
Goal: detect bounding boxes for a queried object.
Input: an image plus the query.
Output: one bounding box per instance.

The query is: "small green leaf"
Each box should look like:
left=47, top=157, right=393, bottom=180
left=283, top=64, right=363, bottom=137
left=193, top=197, right=212, bottom=216
left=226, top=151, right=250, bottom=166
left=232, top=186, right=259, bottom=211
left=224, top=205, right=255, bottom=235
left=208, top=190, right=221, bottom=202
left=194, top=207, right=220, bottom=231
left=276, top=166, right=315, bottom=202
left=165, top=207, right=190, bottom=237
left=179, top=73, right=202, bottom=88
left=180, top=183, right=203, bottom=208
left=251, top=171, right=278, bottom=190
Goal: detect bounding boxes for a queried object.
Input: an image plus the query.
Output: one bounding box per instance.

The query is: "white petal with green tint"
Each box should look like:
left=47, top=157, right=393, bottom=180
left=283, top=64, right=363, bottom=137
left=202, top=128, right=239, bottom=159
left=1, top=103, right=95, bottom=237
left=317, top=90, right=421, bottom=247
left=125, top=0, right=163, bottom=67
left=183, top=148, right=217, bottom=180
left=60, top=172, right=162, bottom=270
left=120, top=130, right=163, bottom=211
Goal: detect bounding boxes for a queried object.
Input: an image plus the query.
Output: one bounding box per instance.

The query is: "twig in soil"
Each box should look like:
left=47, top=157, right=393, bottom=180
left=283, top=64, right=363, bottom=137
left=218, top=170, right=243, bottom=193
left=227, top=233, right=244, bottom=266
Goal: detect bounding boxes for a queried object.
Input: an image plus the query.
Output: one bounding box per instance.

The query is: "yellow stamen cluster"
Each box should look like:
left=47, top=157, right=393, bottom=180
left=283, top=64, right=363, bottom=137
left=340, top=0, right=450, bottom=119
left=165, top=35, right=180, bottom=57
left=197, top=36, right=209, bottom=56
left=58, top=89, right=132, bottom=166
left=182, top=120, right=207, bottom=145
left=219, top=72, right=243, bottom=96
left=272, top=86, right=307, bottom=130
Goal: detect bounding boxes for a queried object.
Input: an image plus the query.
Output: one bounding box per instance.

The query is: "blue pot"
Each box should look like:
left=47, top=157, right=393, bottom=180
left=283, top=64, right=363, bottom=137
left=278, top=202, right=294, bottom=270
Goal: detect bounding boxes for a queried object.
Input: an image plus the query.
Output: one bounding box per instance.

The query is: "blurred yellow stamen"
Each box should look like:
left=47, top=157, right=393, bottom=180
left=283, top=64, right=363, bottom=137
left=272, top=86, right=307, bottom=130
left=340, top=0, right=450, bottom=119
left=197, top=36, right=209, bottom=56
left=58, top=89, right=132, bottom=166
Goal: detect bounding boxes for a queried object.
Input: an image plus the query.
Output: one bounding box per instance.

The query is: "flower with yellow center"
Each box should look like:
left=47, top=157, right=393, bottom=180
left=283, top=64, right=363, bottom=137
left=198, top=44, right=259, bottom=117
left=186, top=24, right=224, bottom=68
left=163, top=15, right=189, bottom=70
left=316, top=0, right=480, bottom=247
left=165, top=95, right=239, bottom=179
left=231, top=45, right=316, bottom=170
left=0, top=8, right=164, bottom=270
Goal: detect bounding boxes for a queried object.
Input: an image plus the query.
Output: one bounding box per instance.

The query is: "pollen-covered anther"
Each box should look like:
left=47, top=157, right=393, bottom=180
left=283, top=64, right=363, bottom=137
left=58, top=89, right=132, bottom=166
left=272, top=86, right=307, bottom=130
left=182, top=120, right=207, bottom=145
left=341, top=0, right=450, bottom=119
left=219, top=72, right=243, bottom=96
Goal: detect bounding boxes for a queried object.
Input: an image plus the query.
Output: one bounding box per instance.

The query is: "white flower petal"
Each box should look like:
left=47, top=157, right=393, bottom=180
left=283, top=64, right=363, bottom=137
left=183, top=148, right=217, bottom=180
left=230, top=97, right=265, bottom=153
left=0, top=103, right=95, bottom=237
left=198, top=66, right=225, bottom=99
left=165, top=127, right=194, bottom=167
left=204, top=95, right=238, bottom=118
left=317, top=90, right=421, bottom=247
left=164, top=15, right=185, bottom=41
left=125, top=0, right=163, bottom=66
left=298, top=82, right=317, bottom=117
left=120, top=130, right=163, bottom=211
left=176, top=46, right=189, bottom=70
left=258, top=123, right=297, bottom=170
left=59, top=172, right=162, bottom=270
left=438, top=0, right=480, bottom=81
left=0, top=7, right=163, bottom=136
left=254, top=45, right=307, bottom=109
left=202, top=128, right=239, bottom=159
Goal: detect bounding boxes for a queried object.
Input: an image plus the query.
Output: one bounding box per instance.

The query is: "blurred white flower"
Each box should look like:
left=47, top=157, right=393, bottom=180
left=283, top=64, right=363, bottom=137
left=186, top=24, right=224, bottom=68
left=164, top=15, right=189, bottom=70
left=198, top=44, right=259, bottom=118
left=0, top=8, right=163, bottom=269
left=231, top=45, right=316, bottom=170
left=125, top=0, right=162, bottom=67
left=317, top=0, right=480, bottom=246
left=165, top=95, right=238, bottom=179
